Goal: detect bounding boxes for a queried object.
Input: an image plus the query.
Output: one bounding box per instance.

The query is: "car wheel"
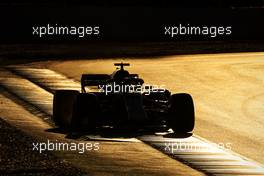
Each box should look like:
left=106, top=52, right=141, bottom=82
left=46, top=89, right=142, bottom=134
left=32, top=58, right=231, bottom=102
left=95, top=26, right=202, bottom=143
left=71, top=93, right=101, bottom=132
left=53, top=90, right=79, bottom=129
left=167, top=93, right=195, bottom=133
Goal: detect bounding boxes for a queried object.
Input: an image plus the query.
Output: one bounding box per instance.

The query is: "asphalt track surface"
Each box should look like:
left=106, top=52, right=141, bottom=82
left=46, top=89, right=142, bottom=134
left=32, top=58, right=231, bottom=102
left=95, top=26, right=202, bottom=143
left=44, top=52, right=264, bottom=164
left=0, top=69, right=203, bottom=176
left=1, top=52, right=264, bottom=175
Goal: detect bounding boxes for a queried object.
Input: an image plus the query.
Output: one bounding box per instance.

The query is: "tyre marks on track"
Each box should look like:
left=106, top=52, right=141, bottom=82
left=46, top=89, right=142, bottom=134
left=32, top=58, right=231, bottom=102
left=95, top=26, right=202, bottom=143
left=138, top=135, right=264, bottom=175
left=8, top=66, right=80, bottom=93
left=0, top=76, right=53, bottom=116
left=2, top=65, right=264, bottom=176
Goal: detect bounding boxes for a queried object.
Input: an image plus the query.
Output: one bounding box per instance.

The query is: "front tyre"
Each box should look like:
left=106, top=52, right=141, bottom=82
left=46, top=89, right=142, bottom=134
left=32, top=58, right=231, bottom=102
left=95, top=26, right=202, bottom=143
left=167, top=93, right=195, bottom=133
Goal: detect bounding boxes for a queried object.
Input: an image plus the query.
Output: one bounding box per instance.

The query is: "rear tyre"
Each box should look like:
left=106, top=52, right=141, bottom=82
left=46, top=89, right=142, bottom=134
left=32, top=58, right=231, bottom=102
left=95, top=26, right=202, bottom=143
left=71, top=93, right=101, bottom=132
left=53, top=90, right=79, bottom=129
left=167, top=93, right=195, bottom=133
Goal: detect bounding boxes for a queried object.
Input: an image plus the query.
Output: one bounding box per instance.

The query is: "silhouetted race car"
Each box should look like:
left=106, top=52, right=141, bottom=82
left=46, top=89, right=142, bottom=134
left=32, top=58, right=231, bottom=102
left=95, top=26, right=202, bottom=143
left=53, top=63, right=195, bottom=133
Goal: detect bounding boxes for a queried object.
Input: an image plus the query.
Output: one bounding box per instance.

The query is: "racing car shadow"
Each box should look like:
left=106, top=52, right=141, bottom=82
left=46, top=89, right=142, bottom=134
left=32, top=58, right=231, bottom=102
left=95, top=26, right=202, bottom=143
left=45, top=127, right=69, bottom=134
left=46, top=127, right=192, bottom=140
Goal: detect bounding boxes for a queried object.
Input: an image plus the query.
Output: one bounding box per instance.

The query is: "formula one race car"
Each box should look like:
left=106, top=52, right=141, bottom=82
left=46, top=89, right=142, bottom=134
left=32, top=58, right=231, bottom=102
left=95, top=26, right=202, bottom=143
left=52, top=63, right=195, bottom=133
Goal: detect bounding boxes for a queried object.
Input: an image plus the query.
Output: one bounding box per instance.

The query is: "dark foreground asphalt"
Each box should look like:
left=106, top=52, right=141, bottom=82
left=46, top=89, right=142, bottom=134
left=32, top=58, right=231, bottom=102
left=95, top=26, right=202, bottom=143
left=0, top=118, right=85, bottom=176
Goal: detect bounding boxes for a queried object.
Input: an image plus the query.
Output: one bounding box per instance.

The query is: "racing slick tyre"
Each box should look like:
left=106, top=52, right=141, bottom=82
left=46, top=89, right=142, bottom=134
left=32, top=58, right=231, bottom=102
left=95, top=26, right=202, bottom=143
left=168, top=93, right=195, bottom=133
left=71, top=93, right=101, bottom=132
left=53, top=90, right=79, bottom=129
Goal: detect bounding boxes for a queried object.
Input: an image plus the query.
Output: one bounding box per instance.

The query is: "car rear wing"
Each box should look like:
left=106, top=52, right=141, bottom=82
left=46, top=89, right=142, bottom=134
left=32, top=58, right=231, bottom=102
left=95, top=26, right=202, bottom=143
left=114, top=63, right=130, bottom=66
left=114, top=62, right=130, bottom=70
left=81, top=74, right=111, bottom=92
